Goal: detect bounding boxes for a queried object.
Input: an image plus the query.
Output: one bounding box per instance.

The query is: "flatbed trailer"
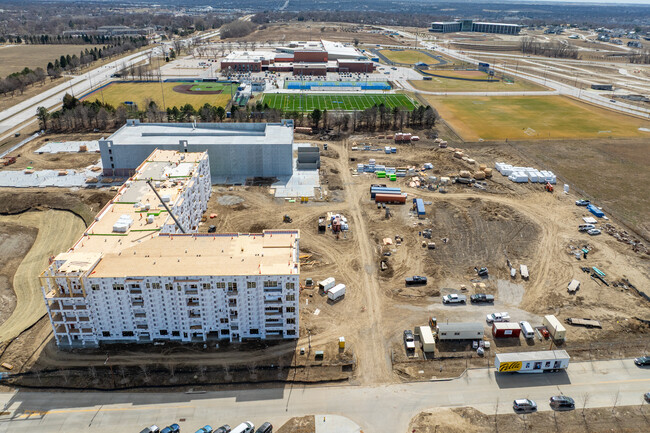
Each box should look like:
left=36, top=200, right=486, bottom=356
left=495, top=350, right=570, bottom=373
left=565, top=318, right=602, bottom=329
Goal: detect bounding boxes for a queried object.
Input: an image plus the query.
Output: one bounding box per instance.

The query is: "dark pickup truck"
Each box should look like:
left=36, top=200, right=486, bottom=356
left=405, top=276, right=427, bottom=285
left=470, top=293, right=495, bottom=303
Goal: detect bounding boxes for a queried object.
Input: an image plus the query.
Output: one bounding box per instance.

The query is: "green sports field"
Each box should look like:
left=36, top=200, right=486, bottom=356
left=261, top=93, right=418, bottom=112
left=189, top=83, right=232, bottom=92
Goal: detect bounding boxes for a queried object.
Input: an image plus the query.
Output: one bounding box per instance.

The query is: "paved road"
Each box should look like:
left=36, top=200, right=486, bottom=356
left=0, top=50, right=155, bottom=141
left=0, top=358, right=648, bottom=432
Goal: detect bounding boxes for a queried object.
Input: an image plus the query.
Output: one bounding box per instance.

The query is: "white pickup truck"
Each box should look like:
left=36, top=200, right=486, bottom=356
left=486, top=312, right=510, bottom=323
left=442, top=294, right=467, bottom=304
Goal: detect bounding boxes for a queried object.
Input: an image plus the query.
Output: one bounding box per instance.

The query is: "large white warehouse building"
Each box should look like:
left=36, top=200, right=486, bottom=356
left=41, top=149, right=300, bottom=348
left=99, top=119, right=295, bottom=182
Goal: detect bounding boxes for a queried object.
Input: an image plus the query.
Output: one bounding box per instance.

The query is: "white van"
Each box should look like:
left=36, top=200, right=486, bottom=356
left=519, top=321, right=535, bottom=339
left=231, top=422, right=255, bottom=433
left=578, top=224, right=596, bottom=232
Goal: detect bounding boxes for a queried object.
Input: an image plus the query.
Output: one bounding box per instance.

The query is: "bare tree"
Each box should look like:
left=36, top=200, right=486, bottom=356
left=139, top=364, right=150, bottom=383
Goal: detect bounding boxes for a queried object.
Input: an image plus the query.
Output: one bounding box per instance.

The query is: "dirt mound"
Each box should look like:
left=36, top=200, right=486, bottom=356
left=172, top=84, right=223, bottom=95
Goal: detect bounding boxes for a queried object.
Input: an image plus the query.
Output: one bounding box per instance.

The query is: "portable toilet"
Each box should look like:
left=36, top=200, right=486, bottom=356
left=339, top=337, right=345, bottom=349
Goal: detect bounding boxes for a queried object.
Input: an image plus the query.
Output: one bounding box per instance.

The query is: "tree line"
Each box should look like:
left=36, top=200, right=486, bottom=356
left=0, top=38, right=149, bottom=100
left=38, top=94, right=437, bottom=135
left=520, top=38, right=580, bottom=59
left=0, top=34, right=144, bottom=45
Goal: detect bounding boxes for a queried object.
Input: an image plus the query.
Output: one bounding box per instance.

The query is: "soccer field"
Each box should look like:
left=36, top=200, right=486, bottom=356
left=261, top=93, right=418, bottom=112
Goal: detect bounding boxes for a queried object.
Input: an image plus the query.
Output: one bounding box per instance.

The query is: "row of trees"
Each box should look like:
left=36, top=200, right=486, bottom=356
left=0, top=34, right=142, bottom=45
left=0, top=67, right=47, bottom=97
left=520, top=38, right=580, bottom=59
left=629, top=50, right=650, bottom=65
left=39, top=93, right=437, bottom=135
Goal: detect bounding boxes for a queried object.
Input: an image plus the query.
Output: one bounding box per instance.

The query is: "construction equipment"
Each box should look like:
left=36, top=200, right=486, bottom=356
left=385, top=206, right=391, bottom=219
left=207, top=225, right=216, bottom=233
left=545, top=182, right=554, bottom=193
left=145, top=180, right=185, bottom=233
left=1, top=156, right=16, bottom=167
left=475, top=267, right=489, bottom=277
left=283, top=214, right=293, bottom=223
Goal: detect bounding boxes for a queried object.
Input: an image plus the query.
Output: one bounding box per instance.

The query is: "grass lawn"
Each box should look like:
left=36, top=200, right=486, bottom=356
left=0, top=44, right=101, bottom=77
left=379, top=49, right=441, bottom=65
left=424, top=95, right=650, bottom=141
left=82, top=82, right=235, bottom=110
left=261, top=93, right=418, bottom=112
left=411, top=74, right=547, bottom=92
left=189, top=82, right=232, bottom=92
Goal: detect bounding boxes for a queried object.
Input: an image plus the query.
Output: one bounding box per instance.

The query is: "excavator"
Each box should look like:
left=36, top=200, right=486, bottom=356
left=544, top=182, right=554, bottom=193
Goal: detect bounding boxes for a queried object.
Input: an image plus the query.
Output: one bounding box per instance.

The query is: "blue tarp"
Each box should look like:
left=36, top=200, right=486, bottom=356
left=587, top=204, right=604, bottom=217
left=286, top=81, right=391, bottom=90
left=414, top=198, right=425, bottom=216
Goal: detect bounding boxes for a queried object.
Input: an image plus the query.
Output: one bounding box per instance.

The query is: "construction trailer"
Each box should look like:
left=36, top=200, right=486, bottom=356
left=543, top=315, right=566, bottom=340
left=492, top=322, right=522, bottom=338
left=413, top=198, right=425, bottom=218
left=375, top=193, right=407, bottom=204
left=415, top=325, right=436, bottom=353
left=327, top=284, right=346, bottom=301
left=494, top=350, right=570, bottom=373
left=318, top=277, right=335, bottom=292
left=436, top=322, right=484, bottom=340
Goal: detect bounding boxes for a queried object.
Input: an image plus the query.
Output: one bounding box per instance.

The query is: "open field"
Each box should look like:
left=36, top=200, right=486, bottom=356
left=424, top=95, right=650, bottom=141
left=0, top=44, right=100, bottom=77
left=410, top=75, right=547, bottom=92
left=261, top=93, right=417, bottom=112
left=378, top=49, right=441, bottom=65
left=82, top=82, right=235, bottom=109
left=424, top=69, right=489, bottom=79
left=512, top=138, right=650, bottom=239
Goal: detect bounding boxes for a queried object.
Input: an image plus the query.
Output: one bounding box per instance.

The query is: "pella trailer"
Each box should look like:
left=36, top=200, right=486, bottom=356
left=495, top=350, right=570, bottom=373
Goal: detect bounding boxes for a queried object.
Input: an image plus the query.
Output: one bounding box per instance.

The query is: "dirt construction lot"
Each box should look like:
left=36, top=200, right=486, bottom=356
left=0, top=131, right=648, bottom=390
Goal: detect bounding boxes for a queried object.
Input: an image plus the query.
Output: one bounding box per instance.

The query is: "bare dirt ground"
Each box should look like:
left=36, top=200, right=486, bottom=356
left=0, top=132, right=107, bottom=171
left=276, top=415, right=315, bottom=433
left=229, top=22, right=409, bottom=46
left=0, top=223, right=37, bottom=325
left=409, top=406, right=650, bottom=433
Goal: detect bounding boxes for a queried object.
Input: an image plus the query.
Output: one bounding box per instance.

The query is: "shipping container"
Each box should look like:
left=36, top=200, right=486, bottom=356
left=370, top=187, right=401, bottom=198
left=318, top=277, right=335, bottom=292
left=494, top=350, right=570, bottom=373
left=543, top=315, right=566, bottom=340
left=436, top=322, right=484, bottom=340
left=327, top=284, right=346, bottom=301
left=413, top=198, right=425, bottom=217
left=492, top=322, right=522, bottom=338
left=375, top=193, right=407, bottom=204
left=415, top=325, right=436, bottom=352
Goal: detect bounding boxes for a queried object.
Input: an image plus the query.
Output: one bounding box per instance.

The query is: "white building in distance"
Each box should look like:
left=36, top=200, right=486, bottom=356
left=41, top=149, right=300, bottom=347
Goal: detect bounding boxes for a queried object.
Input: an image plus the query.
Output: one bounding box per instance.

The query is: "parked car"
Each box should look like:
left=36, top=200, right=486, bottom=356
left=161, top=425, right=180, bottom=433
left=513, top=399, right=537, bottom=413
left=550, top=396, right=575, bottom=411
left=195, top=426, right=213, bottom=433
left=140, top=427, right=160, bottom=433
left=405, top=276, right=427, bottom=285
left=486, top=312, right=510, bottom=323
left=403, top=330, right=416, bottom=351
left=255, top=422, right=273, bottom=433
left=578, top=224, right=596, bottom=232
left=470, top=294, right=494, bottom=303
left=476, top=267, right=489, bottom=277
left=442, top=294, right=467, bottom=304
left=231, top=422, right=255, bottom=433
left=215, top=426, right=231, bottom=433
left=575, top=199, right=590, bottom=206
left=634, top=356, right=650, bottom=366
left=539, top=327, right=550, bottom=338
left=587, top=229, right=601, bottom=236
left=644, top=392, right=650, bottom=403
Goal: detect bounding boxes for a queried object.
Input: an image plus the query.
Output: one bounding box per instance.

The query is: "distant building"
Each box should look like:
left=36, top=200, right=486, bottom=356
left=627, top=41, right=642, bottom=48
left=220, top=39, right=374, bottom=76
left=429, top=19, right=521, bottom=35
left=63, top=26, right=155, bottom=37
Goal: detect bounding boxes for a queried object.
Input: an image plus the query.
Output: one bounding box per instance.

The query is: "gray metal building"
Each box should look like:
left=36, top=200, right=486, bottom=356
left=430, top=19, right=521, bottom=35
left=99, top=120, right=294, bottom=181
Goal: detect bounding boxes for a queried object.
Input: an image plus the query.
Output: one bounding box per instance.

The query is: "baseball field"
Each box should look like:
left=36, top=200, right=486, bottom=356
left=261, top=93, right=418, bottom=112
left=379, top=49, right=441, bottom=65
left=82, top=82, right=236, bottom=110
left=424, top=95, right=650, bottom=141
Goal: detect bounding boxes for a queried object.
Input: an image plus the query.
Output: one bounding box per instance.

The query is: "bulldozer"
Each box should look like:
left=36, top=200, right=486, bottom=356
left=544, top=182, right=554, bottom=193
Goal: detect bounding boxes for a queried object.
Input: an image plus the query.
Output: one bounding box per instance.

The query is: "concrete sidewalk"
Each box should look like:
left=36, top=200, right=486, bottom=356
left=315, top=415, right=362, bottom=433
